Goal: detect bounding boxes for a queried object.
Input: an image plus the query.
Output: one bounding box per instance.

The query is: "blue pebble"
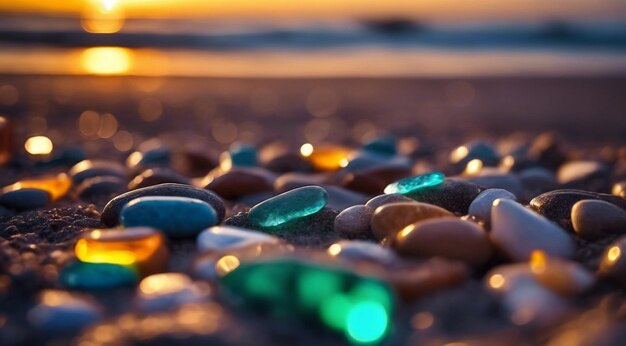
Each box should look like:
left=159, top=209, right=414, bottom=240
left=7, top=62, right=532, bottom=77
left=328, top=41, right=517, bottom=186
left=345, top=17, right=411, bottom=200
left=229, top=144, right=258, bottom=167
left=120, top=196, right=218, bottom=237
left=363, top=135, right=397, bottom=156
left=60, top=261, right=138, bottom=290
left=0, top=188, right=50, bottom=210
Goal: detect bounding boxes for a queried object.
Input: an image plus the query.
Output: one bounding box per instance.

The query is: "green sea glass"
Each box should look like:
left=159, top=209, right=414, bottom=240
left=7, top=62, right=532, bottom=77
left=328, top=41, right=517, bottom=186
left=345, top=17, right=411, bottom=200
left=384, top=172, right=445, bottom=195
left=60, top=261, right=138, bottom=290
left=248, top=186, right=328, bottom=228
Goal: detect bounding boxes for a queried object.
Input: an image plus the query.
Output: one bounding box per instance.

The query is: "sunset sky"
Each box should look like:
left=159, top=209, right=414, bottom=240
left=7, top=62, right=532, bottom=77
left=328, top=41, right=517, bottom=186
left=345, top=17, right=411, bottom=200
left=2, top=0, right=626, bottom=22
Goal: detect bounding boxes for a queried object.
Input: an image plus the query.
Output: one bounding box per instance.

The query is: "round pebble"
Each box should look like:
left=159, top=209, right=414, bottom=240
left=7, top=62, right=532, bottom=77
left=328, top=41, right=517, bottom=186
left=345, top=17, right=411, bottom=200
left=28, top=290, right=102, bottom=334
left=248, top=185, right=328, bottom=228
left=394, top=217, right=492, bottom=265
left=333, top=205, right=373, bottom=237
left=0, top=187, right=50, bottom=210
left=405, top=178, right=483, bottom=215
left=468, top=188, right=517, bottom=224
left=571, top=199, right=626, bottom=239
left=121, top=196, right=218, bottom=238
left=128, top=168, right=191, bottom=190
left=69, top=160, right=127, bottom=184
left=370, top=202, right=453, bottom=241
left=203, top=167, right=275, bottom=200
left=77, top=176, right=126, bottom=200
left=365, top=193, right=415, bottom=210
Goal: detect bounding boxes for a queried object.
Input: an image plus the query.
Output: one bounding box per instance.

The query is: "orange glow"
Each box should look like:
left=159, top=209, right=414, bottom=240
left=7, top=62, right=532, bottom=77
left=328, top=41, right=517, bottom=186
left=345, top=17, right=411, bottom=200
left=82, top=47, right=133, bottom=75
left=81, top=0, right=125, bottom=34
left=9, top=173, right=72, bottom=201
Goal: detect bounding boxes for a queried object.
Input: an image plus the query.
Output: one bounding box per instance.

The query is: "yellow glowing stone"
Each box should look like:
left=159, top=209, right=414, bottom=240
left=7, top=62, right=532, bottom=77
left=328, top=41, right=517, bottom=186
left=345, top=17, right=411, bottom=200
left=75, top=227, right=168, bottom=275
left=489, top=274, right=505, bottom=289
left=8, top=173, right=72, bottom=201
left=139, top=273, right=191, bottom=296
left=24, top=136, right=53, bottom=155
left=301, top=144, right=351, bottom=171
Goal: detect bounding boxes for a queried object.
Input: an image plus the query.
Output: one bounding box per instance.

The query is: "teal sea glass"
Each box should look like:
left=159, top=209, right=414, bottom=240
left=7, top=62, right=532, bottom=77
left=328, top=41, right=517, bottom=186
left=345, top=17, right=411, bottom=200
left=248, top=186, right=327, bottom=228
left=384, top=172, right=445, bottom=195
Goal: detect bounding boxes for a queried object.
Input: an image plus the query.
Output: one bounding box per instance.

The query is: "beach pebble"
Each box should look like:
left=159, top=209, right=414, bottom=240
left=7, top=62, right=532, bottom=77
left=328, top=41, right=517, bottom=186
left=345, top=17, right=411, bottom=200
left=468, top=188, right=517, bottom=224
left=0, top=187, right=50, bottom=210
left=75, top=227, right=168, bottom=276
left=327, top=240, right=397, bottom=264
left=302, top=144, right=352, bottom=171
left=128, top=168, right=190, bottom=190
left=518, top=167, right=558, bottom=199
left=77, top=176, right=126, bottom=200
left=248, top=186, right=327, bottom=228
left=43, top=147, right=87, bottom=167
left=325, top=185, right=369, bottom=210
left=344, top=151, right=410, bottom=172
left=365, top=193, right=415, bottom=210
left=274, top=172, right=331, bottom=193
left=491, top=199, right=575, bottom=261
left=60, top=261, right=138, bottom=290
left=405, top=178, right=483, bottom=214
left=121, top=196, right=218, bottom=238
left=389, top=258, right=469, bottom=302
left=362, top=135, right=397, bottom=156
left=528, top=132, right=566, bottom=170
left=598, top=236, right=626, bottom=287
left=136, top=273, right=211, bottom=312
left=341, top=172, right=386, bottom=194
left=571, top=200, right=626, bottom=239
left=370, top=202, right=453, bottom=240
left=449, top=141, right=500, bottom=172
left=7, top=173, right=72, bottom=201
left=557, top=160, right=610, bottom=191
left=126, top=144, right=171, bottom=169
left=69, top=160, right=127, bottom=184
left=384, top=171, right=445, bottom=195
left=203, top=167, right=275, bottom=200
left=176, top=143, right=219, bottom=176
left=613, top=181, right=626, bottom=198
left=221, top=143, right=258, bottom=168
left=394, top=217, right=492, bottom=266
left=528, top=251, right=595, bottom=296
left=530, top=189, right=626, bottom=230
left=101, top=183, right=225, bottom=227
left=28, top=290, right=102, bottom=334
left=0, top=116, right=15, bottom=165
left=197, top=225, right=281, bottom=252
left=333, top=205, right=373, bottom=237
left=261, top=143, right=313, bottom=173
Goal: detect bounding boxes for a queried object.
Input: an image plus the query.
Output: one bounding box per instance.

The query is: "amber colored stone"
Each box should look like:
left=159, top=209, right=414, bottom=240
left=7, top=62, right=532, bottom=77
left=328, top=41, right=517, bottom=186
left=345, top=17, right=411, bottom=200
left=302, top=144, right=352, bottom=172
left=370, top=202, right=453, bottom=240
left=0, top=116, right=16, bottom=165
left=75, top=227, right=169, bottom=276
left=4, top=173, right=72, bottom=202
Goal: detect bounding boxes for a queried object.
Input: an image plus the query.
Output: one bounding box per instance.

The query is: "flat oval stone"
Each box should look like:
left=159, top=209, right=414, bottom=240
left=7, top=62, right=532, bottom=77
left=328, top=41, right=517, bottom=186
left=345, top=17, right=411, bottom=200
left=530, top=189, right=626, bottom=231
left=613, top=181, right=626, bottom=198
left=203, top=167, right=275, bottom=200
left=395, top=217, right=492, bottom=266
left=365, top=193, right=415, bottom=210
left=128, top=168, right=190, bottom=190
left=491, top=199, right=575, bottom=261
left=69, top=160, right=127, bottom=184
left=6, top=173, right=72, bottom=201
left=572, top=200, right=626, bottom=239
left=557, top=160, right=609, bottom=188
left=341, top=171, right=386, bottom=195
left=197, top=225, right=281, bottom=252
left=101, top=183, right=225, bottom=227
left=274, top=172, right=331, bottom=193
left=28, top=290, right=103, bottom=334
left=77, top=176, right=126, bottom=200
left=121, top=196, right=218, bottom=238
left=60, top=261, right=138, bottom=290
left=327, top=240, right=397, bottom=264
left=334, top=205, right=373, bottom=237
left=405, top=178, right=483, bottom=215
left=468, top=188, right=517, bottom=224
left=598, top=236, right=626, bottom=287
left=248, top=186, right=328, bottom=228
left=371, top=202, right=454, bottom=241
left=136, top=273, right=211, bottom=312
left=0, top=187, right=50, bottom=210
left=384, top=172, right=445, bottom=195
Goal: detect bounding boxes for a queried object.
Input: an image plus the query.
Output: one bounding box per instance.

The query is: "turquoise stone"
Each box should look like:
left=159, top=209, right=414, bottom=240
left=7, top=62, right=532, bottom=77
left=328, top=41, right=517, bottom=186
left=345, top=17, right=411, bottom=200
left=248, top=186, right=327, bottom=228
left=220, top=258, right=394, bottom=344
left=362, top=135, right=397, bottom=156
left=229, top=144, right=258, bottom=167
left=60, top=261, right=138, bottom=290
left=384, top=172, right=445, bottom=195
left=120, top=196, right=218, bottom=237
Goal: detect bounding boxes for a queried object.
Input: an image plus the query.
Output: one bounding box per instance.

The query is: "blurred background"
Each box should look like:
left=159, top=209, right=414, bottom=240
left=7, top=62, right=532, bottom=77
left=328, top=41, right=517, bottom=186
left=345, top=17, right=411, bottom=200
left=0, top=0, right=625, bottom=157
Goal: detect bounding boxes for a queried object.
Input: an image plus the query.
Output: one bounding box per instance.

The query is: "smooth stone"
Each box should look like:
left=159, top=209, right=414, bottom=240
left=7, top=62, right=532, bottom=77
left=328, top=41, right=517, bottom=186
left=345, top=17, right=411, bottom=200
left=136, top=273, right=210, bottom=312
left=0, top=187, right=50, bottom=210
left=530, top=189, right=626, bottom=231
left=220, top=258, right=394, bottom=343
left=598, top=236, right=626, bottom=287
left=5, top=173, right=72, bottom=202
left=75, top=227, right=169, bottom=276
left=557, top=160, right=609, bottom=189
left=384, top=172, right=445, bottom=195
left=528, top=132, right=566, bottom=170
left=197, top=225, right=281, bottom=252
left=176, top=143, right=219, bottom=176
left=128, top=168, right=191, bottom=190
left=28, top=290, right=102, bottom=334
left=77, top=176, right=126, bottom=200
left=370, top=202, right=453, bottom=241
left=60, top=261, right=138, bottom=290
left=248, top=186, right=328, bottom=228
left=203, top=167, right=275, bottom=200
left=101, top=183, right=225, bottom=227
left=362, top=135, right=397, bottom=156
left=529, top=251, right=595, bottom=296
left=222, top=143, right=258, bottom=168
left=325, top=185, right=369, bottom=211
left=449, top=141, right=500, bottom=171
left=365, top=193, right=416, bottom=210
left=491, top=199, right=575, bottom=261
left=121, top=196, right=218, bottom=238
left=261, top=142, right=314, bottom=173
left=274, top=172, right=331, bottom=194
left=333, top=205, right=373, bottom=237
left=612, top=181, right=626, bottom=198
left=405, top=178, right=483, bottom=215
left=468, top=188, right=517, bottom=224
left=388, top=258, right=469, bottom=302
left=341, top=171, right=387, bottom=195
left=0, top=116, right=15, bottom=165
left=517, top=167, right=558, bottom=200
left=344, top=152, right=410, bottom=172
left=327, top=240, right=397, bottom=264
left=69, top=160, right=127, bottom=184
left=42, top=147, right=87, bottom=167
left=126, top=143, right=171, bottom=169
left=468, top=174, right=523, bottom=198
left=395, top=217, right=492, bottom=266
left=572, top=200, right=626, bottom=239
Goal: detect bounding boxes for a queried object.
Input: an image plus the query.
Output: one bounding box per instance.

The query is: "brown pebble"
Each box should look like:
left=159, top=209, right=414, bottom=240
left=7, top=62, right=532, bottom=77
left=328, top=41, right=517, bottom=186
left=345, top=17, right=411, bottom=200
left=333, top=205, right=373, bottom=237
left=388, top=258, right=469, bottom=302
left=203, top=167, right=275, bottom=200
left=370, top=202, right=453, bottom=241
left=572, top=199, right=626, bottom=239
left=394, top=217, right=492, bottom=266
left=128, top=168, right=190, bottom=190
left=341, top=172, right=386, bottom=195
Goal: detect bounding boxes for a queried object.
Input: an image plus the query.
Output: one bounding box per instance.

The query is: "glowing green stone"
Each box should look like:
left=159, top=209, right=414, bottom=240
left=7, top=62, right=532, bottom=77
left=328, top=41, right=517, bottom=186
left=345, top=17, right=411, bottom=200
left=384, top=172, right=445, bottom=195
left=220, top=259, right=394, bottom=344
left=248, top=186, right=328, bottom=228
left=60, top=261, right=138, bottom=290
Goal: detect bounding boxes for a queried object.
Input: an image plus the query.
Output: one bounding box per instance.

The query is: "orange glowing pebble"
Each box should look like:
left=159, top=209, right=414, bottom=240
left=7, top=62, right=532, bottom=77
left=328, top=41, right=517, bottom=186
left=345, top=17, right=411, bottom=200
left=300, top=144, right=351, bottom=171
left=75, top=227, right=169, bottom=276
left=8, top=173, right=72, bottom=201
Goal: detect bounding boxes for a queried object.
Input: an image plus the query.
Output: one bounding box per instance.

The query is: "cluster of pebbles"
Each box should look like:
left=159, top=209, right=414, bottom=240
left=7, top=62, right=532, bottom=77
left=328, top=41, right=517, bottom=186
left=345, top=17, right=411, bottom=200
left=2, top=115, right=626, bottom=345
